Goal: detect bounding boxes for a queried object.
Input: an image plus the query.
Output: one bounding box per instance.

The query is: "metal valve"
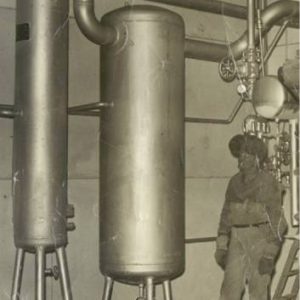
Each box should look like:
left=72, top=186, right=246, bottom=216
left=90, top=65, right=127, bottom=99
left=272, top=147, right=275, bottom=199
left=45, top=266, right=59, bottom=280
left=219, top=56, right=236, bottom=82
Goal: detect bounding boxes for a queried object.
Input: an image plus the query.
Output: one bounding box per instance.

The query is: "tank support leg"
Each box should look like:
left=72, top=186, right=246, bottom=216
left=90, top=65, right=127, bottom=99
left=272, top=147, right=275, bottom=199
left=163, top=280, right=172, bottom=300
left=56, top=247, right=73, bottom=300
left=102, top=276, right=114, bottom=300
left=35, top=246, right=46, bottom=300
left=139, top=283, right=145, bottom=298
left=11, top=248, right=25, bottom=300
left=146, top=277, right=154, bottom=300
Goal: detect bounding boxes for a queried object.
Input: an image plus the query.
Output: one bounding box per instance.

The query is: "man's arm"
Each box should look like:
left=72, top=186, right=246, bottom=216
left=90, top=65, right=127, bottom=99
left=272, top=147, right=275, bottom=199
left=260, top=173, right=288, bottom=259
left=217, top=180, right=233, bottom=238
left=214, top=180, right=233, bottom=270
left=263, top=174, right=287, bottom=244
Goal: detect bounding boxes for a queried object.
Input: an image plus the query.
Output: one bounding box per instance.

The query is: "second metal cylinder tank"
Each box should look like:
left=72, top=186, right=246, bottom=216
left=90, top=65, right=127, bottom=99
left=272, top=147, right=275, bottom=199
left=100, top=5, right=185, bottom=284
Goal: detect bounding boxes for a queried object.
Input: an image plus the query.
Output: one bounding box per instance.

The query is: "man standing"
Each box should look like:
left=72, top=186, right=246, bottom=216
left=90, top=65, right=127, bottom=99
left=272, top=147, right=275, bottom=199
left=215, top=134, right=287, bottom=300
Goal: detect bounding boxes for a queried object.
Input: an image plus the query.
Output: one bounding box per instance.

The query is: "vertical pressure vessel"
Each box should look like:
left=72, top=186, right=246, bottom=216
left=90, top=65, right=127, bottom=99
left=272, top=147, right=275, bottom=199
left=100, top=5, right=185, bottom=283
left=13, top=0, right=69, bottom=252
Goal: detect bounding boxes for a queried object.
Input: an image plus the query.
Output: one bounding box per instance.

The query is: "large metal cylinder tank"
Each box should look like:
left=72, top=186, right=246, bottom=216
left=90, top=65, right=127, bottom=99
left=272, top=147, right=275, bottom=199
left=13, top=0, right=69, bottom=252
left=100, top=5, right=185, bottom=284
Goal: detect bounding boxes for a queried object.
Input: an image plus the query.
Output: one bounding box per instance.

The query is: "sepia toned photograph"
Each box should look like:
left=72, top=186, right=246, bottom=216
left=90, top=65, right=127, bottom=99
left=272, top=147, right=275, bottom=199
left=0, top=0, right=298, bottom=299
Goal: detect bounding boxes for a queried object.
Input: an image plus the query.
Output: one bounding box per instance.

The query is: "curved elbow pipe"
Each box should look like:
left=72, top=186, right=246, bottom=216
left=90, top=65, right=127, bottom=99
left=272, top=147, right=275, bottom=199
left=185, top=0, right=299, bottom=62
left=74, top=0, right=117, bottom=45
left=230, top=0, right=299, bottom=58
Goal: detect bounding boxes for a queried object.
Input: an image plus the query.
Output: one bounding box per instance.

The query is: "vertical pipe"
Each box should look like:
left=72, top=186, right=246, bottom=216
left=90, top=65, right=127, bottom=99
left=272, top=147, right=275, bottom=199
left=102, top=276, right=114, bottom=300
left=56, top=247, right=73, bottom=300
left=247, top=0, right=255, bottom=50
left=257, top=8, right=265, bottom=76
left=11, top=248, right=25, bottom=300
left=261, top=0, right=268, bottom=74
left=289, top=120, right=299, bottom=227
left=163, top=280, right=172, bottom=300
left=35, top=247, right=46, bottom=300
left=146, top=277, right=154, bottom=300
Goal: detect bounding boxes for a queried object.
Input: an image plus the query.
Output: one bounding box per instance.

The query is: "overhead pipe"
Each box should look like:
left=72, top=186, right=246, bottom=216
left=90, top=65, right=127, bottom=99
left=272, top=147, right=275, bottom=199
left=145, top=0, right=299, bottom=28
left=73, top=0, right=118, bottom=45
left=146, top=0, right=247, bottom=19
left=184, top=0, right=299, bottom=61
left=247, top=0, right=255, bottom=50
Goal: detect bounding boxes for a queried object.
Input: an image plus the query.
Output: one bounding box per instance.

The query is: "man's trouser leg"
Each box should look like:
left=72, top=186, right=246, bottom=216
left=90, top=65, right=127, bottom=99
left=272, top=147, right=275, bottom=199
left=220, top=229, right=246, bottom=300
left=246, top=226, right=272, bottom=300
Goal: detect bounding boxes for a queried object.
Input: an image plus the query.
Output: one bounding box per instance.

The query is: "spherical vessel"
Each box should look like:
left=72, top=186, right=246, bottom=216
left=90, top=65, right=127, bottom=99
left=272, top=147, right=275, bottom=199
left=100, top=5, right=185, bottom=284
left=253, top=76, right=286, bottom=119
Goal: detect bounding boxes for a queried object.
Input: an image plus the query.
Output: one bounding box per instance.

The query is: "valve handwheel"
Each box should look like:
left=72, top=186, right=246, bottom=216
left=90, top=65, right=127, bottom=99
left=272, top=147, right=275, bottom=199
left=219, top=56, right=236, bottom=82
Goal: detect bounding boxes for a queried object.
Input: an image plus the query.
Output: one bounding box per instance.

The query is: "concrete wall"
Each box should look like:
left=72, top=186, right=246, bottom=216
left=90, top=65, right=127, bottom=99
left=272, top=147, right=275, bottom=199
left=0, top=1, right=298, bottom=299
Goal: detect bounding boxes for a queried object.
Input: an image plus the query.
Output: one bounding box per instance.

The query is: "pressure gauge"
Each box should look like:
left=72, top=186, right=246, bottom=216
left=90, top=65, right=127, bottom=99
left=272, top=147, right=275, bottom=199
left=218, top=56, right=236, bottom=82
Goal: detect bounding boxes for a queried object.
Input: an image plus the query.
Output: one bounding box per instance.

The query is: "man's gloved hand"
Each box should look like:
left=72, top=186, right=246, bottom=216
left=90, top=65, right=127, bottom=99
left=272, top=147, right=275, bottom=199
left=258, top=256, right=275, bottom=275
left=214, top=249, right=228, bottom=270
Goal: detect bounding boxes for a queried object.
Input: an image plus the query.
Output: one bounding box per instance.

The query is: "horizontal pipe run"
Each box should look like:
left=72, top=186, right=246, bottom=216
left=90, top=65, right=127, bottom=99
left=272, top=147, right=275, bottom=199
left=184, top=39, right=228, bottom=62
left=73, top=0, right=117, bottom=45
left=0, top=104, right=17, bottom=118
left=68, top=111, right=100, bottom=116
left=184, top=0, right=299, bottom=61
left=185, top=97, right=243, bottom=124
left=68, top=101, right=112, bottom=113
left=185, top=237, right=217, bottom=244
left=185, top=236, right=292, bottom=244
left=70, top=98, right=243, bottom=121
left=145, top=0, right=299, bottom=28
left=146, top=0, right=246, bottom=19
